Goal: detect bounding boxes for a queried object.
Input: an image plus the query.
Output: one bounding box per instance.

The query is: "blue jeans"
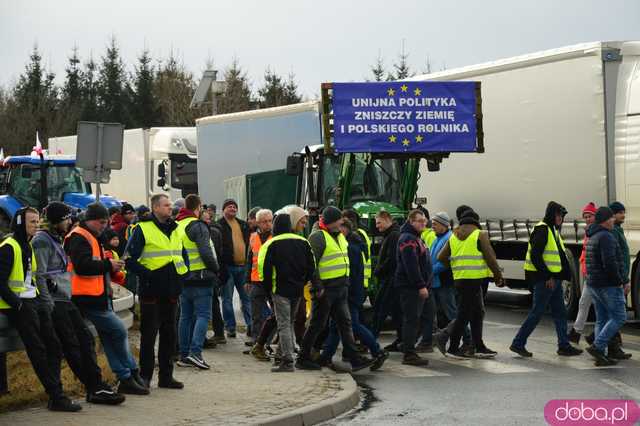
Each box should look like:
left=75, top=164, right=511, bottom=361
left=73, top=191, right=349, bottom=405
left=323, top=302, right=382, bottom=359
left=512, top=278, right=569, bottom=349
left=179, top=286, right=213, bottom=357
left=221, top=265, right=251, bottom=333
left=589, top=286, right=626, bottom=353
left=83, top=304, right=137, bottom=380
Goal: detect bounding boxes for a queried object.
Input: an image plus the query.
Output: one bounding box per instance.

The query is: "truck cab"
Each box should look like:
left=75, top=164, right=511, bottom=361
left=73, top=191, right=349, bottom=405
left=150, top=127, right=198, bottom=200
left=0, top=156, right=121, bottom=231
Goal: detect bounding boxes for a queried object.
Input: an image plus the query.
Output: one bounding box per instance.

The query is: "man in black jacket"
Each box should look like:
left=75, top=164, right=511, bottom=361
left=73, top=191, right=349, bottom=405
left=216, top=199, right=251, bottom=338
left=259, top=213, right=316, bottom=372
left=176, top=194, right=219, bottom=370
left=371, top=210, right=402, bottom=342
left=126, top=194, right=186, bottom=389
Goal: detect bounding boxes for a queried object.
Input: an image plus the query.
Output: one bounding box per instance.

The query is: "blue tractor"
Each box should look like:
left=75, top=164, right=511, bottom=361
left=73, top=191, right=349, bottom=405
left=0, top=155, right=121, bottom=231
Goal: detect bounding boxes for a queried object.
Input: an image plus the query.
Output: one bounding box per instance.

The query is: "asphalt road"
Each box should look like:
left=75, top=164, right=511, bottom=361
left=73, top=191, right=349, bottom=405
left=324, top=289, right=640, bottom=426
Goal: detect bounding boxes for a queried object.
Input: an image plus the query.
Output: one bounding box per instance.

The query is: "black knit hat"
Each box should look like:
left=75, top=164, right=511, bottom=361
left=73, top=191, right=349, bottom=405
left=85, top=203, right=109, bottom=221
left=120, top=203, right=135, bottom=215
left=45, top=201, right=71, bottom=224
left=595, top=206, right=614, bottom=224
left=609, top=201, right=625, bottom=214
left=322, top=206, right=342, bottom=225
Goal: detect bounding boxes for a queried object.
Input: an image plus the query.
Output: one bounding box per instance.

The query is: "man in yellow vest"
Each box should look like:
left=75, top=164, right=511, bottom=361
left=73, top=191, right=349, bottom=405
left=418, top=207, right=437, bottom=249
left=297, top=206, right=374, bottom=371
left=0, top=207, right=81, bottom=412
left=175, top=194, right=219, bottom=370
left=126, top=194, right=187, bottom=389
left=246, top=208, right=273, bottom=347
left=342, top=209, right=372, bottom=290
left=436, top=207, right=504, bottom=358
left=510, top=201, right=583, bottom=358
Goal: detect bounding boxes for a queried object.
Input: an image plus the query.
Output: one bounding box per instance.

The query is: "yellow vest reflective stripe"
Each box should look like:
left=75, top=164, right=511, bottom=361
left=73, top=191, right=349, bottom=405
left=177, top=217, right=210, bottom=272
left=137, top=221, right=187, bottom=274
left=421, top=228, right=437, bottom=249
left=257, top=233, right=312, bottom=293
left=449, top=229, right=492, bottom=280
left=317, top=230, right=350, bottom=280
left=0, top=237, right=38, bottom=309
left=524, top=222, right=566, bottom=273
left=357, top=228, right=372, bottom=288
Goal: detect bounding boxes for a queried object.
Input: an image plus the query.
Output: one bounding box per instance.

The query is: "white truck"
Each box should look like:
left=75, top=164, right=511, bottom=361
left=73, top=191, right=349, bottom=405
left=196, top=101, right=321, bottom=214
left=408, top=41, right=640, bottom=317
left=49, top=127, right=198, bottom=206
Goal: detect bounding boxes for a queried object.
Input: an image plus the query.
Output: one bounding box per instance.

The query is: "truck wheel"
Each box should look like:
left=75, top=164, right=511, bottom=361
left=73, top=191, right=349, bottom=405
left=561, top=251, right=579, bottom=319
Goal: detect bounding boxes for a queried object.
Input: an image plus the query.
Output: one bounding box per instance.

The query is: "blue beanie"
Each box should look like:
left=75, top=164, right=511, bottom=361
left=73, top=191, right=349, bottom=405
left=608, top=201, right=625, bottom=214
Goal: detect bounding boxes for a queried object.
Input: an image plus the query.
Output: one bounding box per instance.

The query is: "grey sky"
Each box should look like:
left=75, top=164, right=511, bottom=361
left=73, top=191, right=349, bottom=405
left=1, top=0, right=639, bottom=99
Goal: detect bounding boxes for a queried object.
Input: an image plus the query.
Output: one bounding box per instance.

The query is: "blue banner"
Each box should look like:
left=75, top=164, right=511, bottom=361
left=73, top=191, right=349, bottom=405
left=331, top=81, right=479, bottom=153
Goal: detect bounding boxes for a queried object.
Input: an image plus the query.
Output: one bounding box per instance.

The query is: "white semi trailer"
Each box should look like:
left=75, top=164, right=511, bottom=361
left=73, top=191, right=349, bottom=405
left=49, top=127, right=198, bottom=206
left=409, top=41, right=640, bottom=317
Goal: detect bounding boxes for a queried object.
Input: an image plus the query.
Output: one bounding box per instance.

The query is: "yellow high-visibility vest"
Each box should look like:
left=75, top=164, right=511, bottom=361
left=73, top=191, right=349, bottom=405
left=257, top=232, right=312, bottom=293
left=137, top=221, right=187, bottom=274
left=317, top=230, right=350, bottom=280
left=357, top=228, right=372, bottom=288
left=524, top=222, right=566, bottom=273
left=449, top=229, right=492, bottom=280
left=421, top=228, right=437, bottom=249
left=0, top=237, right=38, bottom=309
left=177, top=217, right=212, bottom=272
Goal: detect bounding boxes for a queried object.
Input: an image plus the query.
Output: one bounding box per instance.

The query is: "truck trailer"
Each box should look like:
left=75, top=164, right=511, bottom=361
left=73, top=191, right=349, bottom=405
left=408, top=41, right=640, bottom=317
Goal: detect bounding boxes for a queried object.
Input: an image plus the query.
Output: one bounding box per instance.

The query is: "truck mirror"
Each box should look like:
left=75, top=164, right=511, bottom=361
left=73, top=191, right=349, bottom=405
left=157, top=162, right=166, bottom=178
left=286, top=155, right=303, bottom=176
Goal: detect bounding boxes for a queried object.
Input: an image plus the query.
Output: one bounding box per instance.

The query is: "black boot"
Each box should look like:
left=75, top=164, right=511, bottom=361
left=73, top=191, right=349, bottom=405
left=608, top=335, right=632, bottom=360
left=118, top=376, right=150, bottom=395
left=48, top=395, right=82, bottom=412
left=567, top=328, right=581, bottom=344
left=131, top=369, right=149, bottom=389
left=158, top=377, right=184, bottom=389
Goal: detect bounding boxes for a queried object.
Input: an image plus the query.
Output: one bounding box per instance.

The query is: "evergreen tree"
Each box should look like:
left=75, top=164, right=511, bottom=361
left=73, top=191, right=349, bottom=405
left=257, top=68, right=285, bottom=108
left=154, top=52, right=205, bottom=125
left=370, top=52, right=386, bottom=82
left=58, top=46, right=84, bottom=135
left=282, top=72, right=302, bottom=104
left=131, top=48, right=159, bottom=127
left=80, top=54, right=100, bottom=122
left=217, top=57, right=253, bottom=113
left=96, top=36, right=133, bottom=126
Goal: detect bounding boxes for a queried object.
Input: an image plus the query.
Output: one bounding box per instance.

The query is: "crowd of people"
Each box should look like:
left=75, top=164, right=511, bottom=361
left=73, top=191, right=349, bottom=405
left=0, top=193, right=633, bottom=412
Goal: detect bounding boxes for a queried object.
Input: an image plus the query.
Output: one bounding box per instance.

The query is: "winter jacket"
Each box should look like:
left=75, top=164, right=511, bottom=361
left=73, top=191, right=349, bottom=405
left=612, top=224, right=630, bottom=281
left=524, top=201, right=571, bottom=282
left=125, top=214, right=187, bottom=300
left=177, top=209, right=220, bottom=286
left=394, top=222, right=432, bottom=290
left=216, top=216, right=250, bottom=267
left=437, top=222, right=503, bottom=282
left=345, top=231, right=367, bottom=307
left=64, top=223, right=114, bottom=310
left=32, top=228, right=72, bottom=305
left=374, top=222, right=400, bottom=281
left=110, top=214, right=129, bottom=255
left=430, top=230, right=453, bottom=289
left=261, top=214, right=315, bottom=299
left=585, top=224, right=627, bottom=288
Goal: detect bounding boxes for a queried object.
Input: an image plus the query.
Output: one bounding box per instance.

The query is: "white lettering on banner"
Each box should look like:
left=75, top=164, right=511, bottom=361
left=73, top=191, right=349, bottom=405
left=352, top=98, right=397, bottom=107
left=415, top=110, right=456, bottom=121
left=354, top=111, right=414, bottom=121
left=345, top=123, right=470, bottom=134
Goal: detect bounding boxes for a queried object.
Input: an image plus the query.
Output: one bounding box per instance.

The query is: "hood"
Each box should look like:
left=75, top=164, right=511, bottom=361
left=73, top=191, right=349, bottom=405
left=176, top=208, right=198, bottom=221
left=383, top=222, right=401, bottom=237
left=63, top=193, right=121, bottom=211
left=543, top=201, right=567, bottom=228
left=272, top=213, right=292, bottom=236
left=346, top=231, right=366, bottom=251
left=400, top=221, right=420, bottom=237
left=586, top=223, right=609, bottom=238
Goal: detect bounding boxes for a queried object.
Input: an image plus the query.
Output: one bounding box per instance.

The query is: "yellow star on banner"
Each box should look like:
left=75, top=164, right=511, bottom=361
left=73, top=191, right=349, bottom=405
left=387, top=88, right=395, bottom=96
left=388, top=135, right=397, bottom=143
left=402, top=138, right=410, bottom=147
left=415, top=134, right=424, bottom=143
left=414, top=87, right=422, bottom=96
left=400, top=84, right=408, bottom=92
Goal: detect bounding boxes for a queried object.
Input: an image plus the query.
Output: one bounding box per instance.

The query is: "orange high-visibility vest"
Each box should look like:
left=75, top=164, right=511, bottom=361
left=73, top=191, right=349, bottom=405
left=249, top=232, right=272, bottom=282
left=66, top=226, right=105, bottom=297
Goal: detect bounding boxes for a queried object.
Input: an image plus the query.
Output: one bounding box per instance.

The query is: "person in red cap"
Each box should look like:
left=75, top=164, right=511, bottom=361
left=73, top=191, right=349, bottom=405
left=568, top=202, right=597, bottom=343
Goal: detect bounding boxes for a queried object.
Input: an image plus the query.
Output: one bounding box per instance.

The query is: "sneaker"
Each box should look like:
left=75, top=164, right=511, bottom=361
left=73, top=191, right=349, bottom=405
left=328, top=360, right=353, bottom=373
left=350, top=355, right=375, bottom=372
left=48, top=395, right=82, bottom=412
left=118, top=376, right=150, bottom=395
left=608, top=347, right=632, bottom=360
left=295, top=358, right=321, bottom=370
left=446, top=348, right=466, bottom=359
left=585, top=333, right=594, bottom=346
left=586, top=345, right=609, bottom=363
left=370, top=351, right=389, bottom=371
left=475, top=345, right=498, bottom=358
left=509, top=345, right=533, bottom=358
left=131, top=369, right=148, bottom=390
left=251, top=344, right=271, bottom=362
left=187, top=354, right=211, bottom=370
left=434, top=331, right=449, bottom=356
left=568, top=328, right=581, bottom=345
left=595, top=357, right=618, bottom=367
left=177, top=357, right=196, bottom=368
left=557, top=345, right=583, bottom=357
left=402, top=352, right=430, bottom=366
left=86, top=383, right=126, bottom=405
left=158, top=377, right=184, bottom=389
left=415, top=342, right=434, bottom=353
left=203, top=339, right=218, bottom=349
left=383, top=341, right=401, bottom=352
left=271, top=361, right=295, bottom=373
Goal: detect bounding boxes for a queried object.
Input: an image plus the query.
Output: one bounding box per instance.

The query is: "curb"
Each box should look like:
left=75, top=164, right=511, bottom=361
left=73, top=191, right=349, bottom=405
left=257, top=374, right=359, bottom=426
